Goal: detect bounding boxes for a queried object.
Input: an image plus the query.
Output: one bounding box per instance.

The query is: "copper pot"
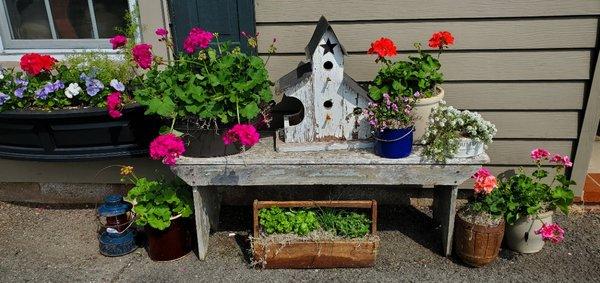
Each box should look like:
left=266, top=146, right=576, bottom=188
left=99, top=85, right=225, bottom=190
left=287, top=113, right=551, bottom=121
left=454, top=216, right=505, bottom=267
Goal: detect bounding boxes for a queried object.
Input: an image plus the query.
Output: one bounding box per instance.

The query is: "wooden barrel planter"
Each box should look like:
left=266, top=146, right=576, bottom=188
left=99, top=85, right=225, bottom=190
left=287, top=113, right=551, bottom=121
left=453, top=214, right=505, bottom=267
left=251, top=200, right=380, bottom=269
left=0, top=104, right=161, bottom=160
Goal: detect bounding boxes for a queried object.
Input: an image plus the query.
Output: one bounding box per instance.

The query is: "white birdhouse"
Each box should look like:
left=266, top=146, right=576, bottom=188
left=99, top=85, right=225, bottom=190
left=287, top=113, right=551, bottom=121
left=275, top=16, right=373, bottom=152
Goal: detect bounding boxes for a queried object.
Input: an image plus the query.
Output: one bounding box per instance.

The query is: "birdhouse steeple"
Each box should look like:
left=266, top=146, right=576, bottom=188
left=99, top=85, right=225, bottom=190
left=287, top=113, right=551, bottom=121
left=274, top=16, right=372, bottom=152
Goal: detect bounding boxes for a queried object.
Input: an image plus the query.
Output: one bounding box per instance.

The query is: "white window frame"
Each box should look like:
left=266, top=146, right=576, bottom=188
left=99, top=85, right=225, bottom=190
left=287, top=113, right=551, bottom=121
left=0, top=0, right=139, bottom=55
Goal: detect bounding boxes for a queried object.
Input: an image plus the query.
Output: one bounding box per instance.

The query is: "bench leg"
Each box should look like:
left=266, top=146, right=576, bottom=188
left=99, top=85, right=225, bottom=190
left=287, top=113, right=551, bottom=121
left=192, top=186, right=221, bottom=260
left=432, top=185, right=458, bottom=257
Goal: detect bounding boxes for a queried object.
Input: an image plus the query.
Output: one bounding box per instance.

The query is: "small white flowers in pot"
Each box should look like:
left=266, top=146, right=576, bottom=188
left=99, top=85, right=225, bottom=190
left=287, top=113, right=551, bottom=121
left=421, top=101, right=497, bottom=162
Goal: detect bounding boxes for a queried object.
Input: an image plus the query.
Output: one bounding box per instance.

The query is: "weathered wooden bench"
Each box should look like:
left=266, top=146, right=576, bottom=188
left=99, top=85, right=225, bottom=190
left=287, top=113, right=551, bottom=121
left=172, top=139, right=489, bottom=260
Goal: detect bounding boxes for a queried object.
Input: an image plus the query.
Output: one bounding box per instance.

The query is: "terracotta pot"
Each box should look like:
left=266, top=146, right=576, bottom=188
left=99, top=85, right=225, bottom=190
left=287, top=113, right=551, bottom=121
left=454, top=138, right=485, bottom=158
left=413, top=86, right=444, bottom=143
left=454, top=215, right=505, bottom=267
left=145, top=216, right=193, bottom=261
left=505, top=211, right=553, bottom=253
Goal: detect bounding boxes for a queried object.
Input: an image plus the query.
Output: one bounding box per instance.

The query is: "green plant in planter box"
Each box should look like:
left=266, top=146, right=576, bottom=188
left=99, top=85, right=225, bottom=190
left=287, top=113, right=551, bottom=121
left=367, top=31, right=454, bottom=101
left=258, top=207, right=372, bottom=238
left=0, top=52, right=134, bottom=112
left=121, top=166, right=193, bottom=230
left=421, top=102, right=497, bottom=162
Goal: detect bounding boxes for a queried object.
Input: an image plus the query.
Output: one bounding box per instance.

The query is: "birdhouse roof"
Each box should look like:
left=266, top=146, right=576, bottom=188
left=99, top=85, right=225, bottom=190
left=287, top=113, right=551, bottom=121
left=304, top=16, right=348, bottom=60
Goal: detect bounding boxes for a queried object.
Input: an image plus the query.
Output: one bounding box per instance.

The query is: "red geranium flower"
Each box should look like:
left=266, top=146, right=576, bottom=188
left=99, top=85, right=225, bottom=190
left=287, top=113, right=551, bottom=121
left=368, top=38, right=397, bottom=58
left=20, top=53, right=56, bottom=76
left=428, top=31, right=454, bottom=49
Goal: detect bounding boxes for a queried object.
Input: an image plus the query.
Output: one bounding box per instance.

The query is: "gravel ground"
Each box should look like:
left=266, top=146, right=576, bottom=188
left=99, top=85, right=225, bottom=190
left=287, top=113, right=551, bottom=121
left=0, top=201, right=599, bottom=282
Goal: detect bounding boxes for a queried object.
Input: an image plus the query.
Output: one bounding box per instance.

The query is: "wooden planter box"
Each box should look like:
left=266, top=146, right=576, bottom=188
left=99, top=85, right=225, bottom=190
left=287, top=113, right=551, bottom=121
left=251, top=200, right=379, bottom=269
left=0, top=104, right=161, bottom=160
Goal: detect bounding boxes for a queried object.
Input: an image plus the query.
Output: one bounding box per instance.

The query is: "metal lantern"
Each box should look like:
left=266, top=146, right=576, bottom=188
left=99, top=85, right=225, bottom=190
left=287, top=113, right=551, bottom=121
left=97, top=195, right=137, bottom=256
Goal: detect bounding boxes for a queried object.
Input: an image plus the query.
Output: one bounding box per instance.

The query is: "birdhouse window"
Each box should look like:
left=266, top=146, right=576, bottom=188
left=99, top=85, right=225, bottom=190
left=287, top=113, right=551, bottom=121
left=323, top=61, right=334, bottom=70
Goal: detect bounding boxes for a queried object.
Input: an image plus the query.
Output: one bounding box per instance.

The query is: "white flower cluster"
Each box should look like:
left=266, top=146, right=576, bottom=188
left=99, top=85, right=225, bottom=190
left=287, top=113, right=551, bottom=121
left=421, top=101, right=497, bottom=162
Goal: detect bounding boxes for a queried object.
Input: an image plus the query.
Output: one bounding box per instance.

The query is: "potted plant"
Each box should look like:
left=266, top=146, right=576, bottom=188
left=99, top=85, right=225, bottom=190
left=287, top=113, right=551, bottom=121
left=367, top=31, right=454, bottom=142
left=497, top=148, right=574, bottom=253
left=454, top=168, right=505, bottom=267
left=127, top=27, right=274, bottom=164
left=364, top=93, right=415, bottom=158
left=421, top=102, right=497, bottom=162
left=120, top=166, right=194, bottom=261
left=251, top=200, right=379, bottom=269
left=0, top=48, right=159, bottom=160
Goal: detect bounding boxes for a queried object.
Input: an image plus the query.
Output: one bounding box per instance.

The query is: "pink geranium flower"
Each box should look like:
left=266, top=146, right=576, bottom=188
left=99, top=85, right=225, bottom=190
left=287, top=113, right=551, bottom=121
left=149, top=133, right=186, bottom=166
left=183, top=28, right=213, bottom=54
left=110, top=35, right=127, bottom=49
left=472, top=167, right=491, bottom=180
left=474, top=175, right=497, bottom=194
left=535, top=223, right=565, bottom=243
left=106, top=92, right=122, bottom=119
left=471, top=167, right=496, bottom=194
left=530, top=148, right=550, bottom=161
left=132, top=44, right=153, bottom=69
left=155, top=28, right=168, bottom=37
left=222, top=124, right=260, bottom=147
left=550, top=154, right=573, bottom=168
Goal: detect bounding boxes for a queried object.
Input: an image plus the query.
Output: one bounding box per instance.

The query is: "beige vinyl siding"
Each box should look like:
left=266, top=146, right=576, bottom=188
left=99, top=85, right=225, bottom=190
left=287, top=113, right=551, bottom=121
left=265, top=51, right=592, bottom=81
left=255, top=0, right=600, bottom=22
left=257, top=18, right=599, bottom=52
left=256, top=0, right=600, bottom=195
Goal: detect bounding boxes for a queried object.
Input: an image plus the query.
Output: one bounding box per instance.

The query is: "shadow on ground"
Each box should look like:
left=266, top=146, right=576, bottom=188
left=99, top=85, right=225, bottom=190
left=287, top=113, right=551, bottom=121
left=1, top=201, right=599, bottom=282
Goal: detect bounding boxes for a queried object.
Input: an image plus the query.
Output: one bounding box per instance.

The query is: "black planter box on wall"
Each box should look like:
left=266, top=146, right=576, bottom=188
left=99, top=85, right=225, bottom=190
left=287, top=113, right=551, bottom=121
left=0, top=105, right=161, bottom=161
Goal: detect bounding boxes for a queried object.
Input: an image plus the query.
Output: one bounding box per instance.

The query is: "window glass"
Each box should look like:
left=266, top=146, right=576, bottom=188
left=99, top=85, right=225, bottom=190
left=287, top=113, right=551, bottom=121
left=93, top=0, right=128, bottom=38
left=4, top=0, right=52, bottom=39
left=2, top=0, right=129, bottom=40
left=50, top=0, right=93, bottom=39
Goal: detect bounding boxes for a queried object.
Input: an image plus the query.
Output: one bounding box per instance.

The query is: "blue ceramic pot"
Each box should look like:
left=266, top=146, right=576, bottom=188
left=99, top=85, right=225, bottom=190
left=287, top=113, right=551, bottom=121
left=374, top=127, right=414, bottom=158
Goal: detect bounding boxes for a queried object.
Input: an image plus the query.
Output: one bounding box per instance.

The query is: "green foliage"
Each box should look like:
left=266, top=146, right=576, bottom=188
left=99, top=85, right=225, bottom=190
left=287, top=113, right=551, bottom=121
left=125, top=178, right=193, bottom=230
left=133, top=42, right=273, bottom=126
left=496, top=166, right=575, bottom=225
left=365, top=93, right=415, bottom=130
left=421, top=103, right=497, bottom=162
left=258, top=207, right=372, bottom=238
left=259, top=207, right=319, bottom=236
left=465, top=187, right=506, bottom=219
left=369, top=51, right=443, bottom=101
left=318, top=209, right=371, bottom=238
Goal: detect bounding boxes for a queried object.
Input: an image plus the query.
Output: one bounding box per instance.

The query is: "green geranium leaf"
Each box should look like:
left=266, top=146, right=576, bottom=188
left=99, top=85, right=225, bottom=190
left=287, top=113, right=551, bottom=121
left=239, top=102, right=260, bottom=119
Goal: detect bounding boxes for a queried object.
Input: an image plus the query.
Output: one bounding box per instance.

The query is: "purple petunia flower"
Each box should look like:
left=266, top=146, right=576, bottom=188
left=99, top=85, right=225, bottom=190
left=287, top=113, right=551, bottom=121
left=14, top=87, right=26, bottom=98
left=86, top=79, right=104, bottom=97
left=80, top=72, right=104, bottom=97
left=34, top=80, right=65, bottom=100
left=0, top=92, right=10, bottom=105
left=110, top=79, right=125, bottom=92
left=35, top=88, right=49, bottom=100
left=15, top=78, right=28, bottom=87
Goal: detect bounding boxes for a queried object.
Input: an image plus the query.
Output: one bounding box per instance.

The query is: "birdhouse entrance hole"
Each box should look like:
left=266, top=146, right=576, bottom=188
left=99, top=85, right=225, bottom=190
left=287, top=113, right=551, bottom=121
left=323, top=61, right=333, bottom=70
left=324, top=100, right=333, bottom=109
